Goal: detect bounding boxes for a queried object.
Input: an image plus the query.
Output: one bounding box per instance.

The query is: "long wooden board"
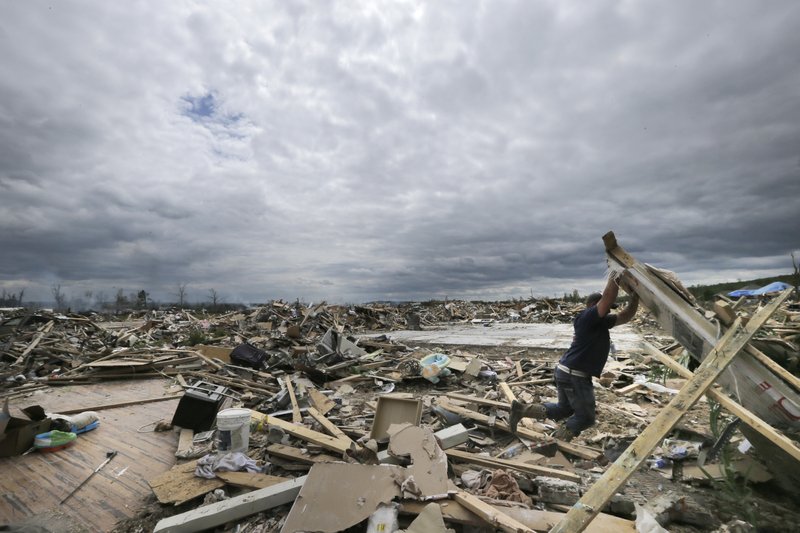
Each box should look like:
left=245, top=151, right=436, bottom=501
left=551, top=280, right=790, bottom=533
left=603, top=231, right=800, bottom=492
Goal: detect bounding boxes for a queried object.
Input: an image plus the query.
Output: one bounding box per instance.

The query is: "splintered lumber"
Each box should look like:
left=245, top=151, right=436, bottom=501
left=57, top=394, right=182, bottom=414
left=714, top=302, right=800, bottom=393
left=399, top=501, right=636, bottom=532
left=499, top=382, right=517, bottom=403
left=307, top=388, right=336, bottom=415
left=176, top=429, right=194, bottom=456
left=149, top=461, right=224, bottom=506
left=153, top=475, right=307, bottom=533
left=604, top=231, right=800, bottom=491
left=250, top=411, right=349, bottom=455
left=285, top=376, right=302, bottom=423
left=552, top=292, right=787, bottom=533
left=306, top=407, right=356, bottom=448
left=266, top=444, right=340, bottom=464
left=446, top=449, right=580, bottom=483
left=509, top=379, right=552, bottom=386
left=446, top=393, right=510, bottom=409
left=604, top=231, right=799, bottom=432
left=643, top=341, right=800, bottom=465
left=453, top=489, right=535, bottom=533
left=215, top=472, right=292, bottom=490
left=15, top=320, right=54, bottom=364
left=438, top=400, right=602, bottom=461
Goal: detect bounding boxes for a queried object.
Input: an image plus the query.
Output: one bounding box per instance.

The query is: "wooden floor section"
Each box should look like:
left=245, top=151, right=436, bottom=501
left=0, top=379, right=181, bottom=532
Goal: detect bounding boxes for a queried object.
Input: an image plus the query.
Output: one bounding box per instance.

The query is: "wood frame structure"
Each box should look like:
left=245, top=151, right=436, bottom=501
left=550, top=232, right=797, bottom=533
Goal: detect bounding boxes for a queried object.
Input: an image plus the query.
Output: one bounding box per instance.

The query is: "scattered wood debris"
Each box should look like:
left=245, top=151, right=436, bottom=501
left=1, top=269, right=799, bottom=532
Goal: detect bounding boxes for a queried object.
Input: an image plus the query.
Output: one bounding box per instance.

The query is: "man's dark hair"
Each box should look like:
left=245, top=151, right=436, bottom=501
left=585, top=292, right=602, bottom=307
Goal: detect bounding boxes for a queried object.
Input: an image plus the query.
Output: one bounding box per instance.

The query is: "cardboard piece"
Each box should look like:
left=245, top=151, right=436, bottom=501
left=388, top=424, right=449, bottom=498
left=370, top=395, right=422, bottom=442
left=148, top=461, right=224, bottom=505
left=281, top=462, right=405, bottom=533
left=0, top=400, right=51, bottom=458
left=194, top=344, right=233, bottom=363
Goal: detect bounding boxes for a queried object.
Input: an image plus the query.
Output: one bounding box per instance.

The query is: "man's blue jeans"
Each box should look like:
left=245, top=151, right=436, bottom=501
left=543, top=367, right=596, bottom=435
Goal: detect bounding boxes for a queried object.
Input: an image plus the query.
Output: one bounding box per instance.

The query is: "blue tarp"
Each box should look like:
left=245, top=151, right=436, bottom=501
left=728, top=281, right=792, bottom=298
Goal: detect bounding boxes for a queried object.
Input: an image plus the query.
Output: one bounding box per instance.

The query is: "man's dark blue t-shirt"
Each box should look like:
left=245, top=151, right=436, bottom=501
left=559, top=305, right=617, bottom=377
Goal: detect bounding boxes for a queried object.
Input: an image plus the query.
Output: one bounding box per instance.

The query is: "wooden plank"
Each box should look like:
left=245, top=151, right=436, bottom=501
left=499, top=382, right=517, bottom=403
left=153, top=475, right=306, bottom=533
left=509, top=379, right=552, bottom=386
left=307, top=388, right=336, bottom=415
left=552, top=291, right=789, bottom=533
left=176, top=428, right=194, bottom=456
left=216, top=472, right=292, bottom=490
left=437, top=400, right=601, bottom=461
left=604, top=232, right=800, bottom=430
left=57, top=394, right=183, bottom=414
left=15, top=320, right=54, bottom=363
left=399, top=501, right=635, bottom=532
left=250, top=411, right=350, bottom=455
left=284, top=376, right=302, bottom=423
left=446, top=392, right=510, bottom=409
left=453, top=489, right=535, bottom=533
left=148, top=461, right=224, bottom=505
left=643, top=341, right=800, bottom=465
left=744, top=344, right=800, bottom=394
left=306, top=407, right=354, bottom=447
left=447, top=449, right=580, bottom=483
left=516, top=360, right=524, bottom=378
left=266, top=444, right=340, bottom=464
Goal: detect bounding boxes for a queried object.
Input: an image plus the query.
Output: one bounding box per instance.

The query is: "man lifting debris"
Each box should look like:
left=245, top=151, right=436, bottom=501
left=509, top=272, right=639, bottom=441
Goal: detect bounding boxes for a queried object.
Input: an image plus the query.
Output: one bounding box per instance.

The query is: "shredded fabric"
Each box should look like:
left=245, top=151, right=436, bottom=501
left=195, top=452, right=265, bottom=479
left=483, top=469, right=532, bottom=506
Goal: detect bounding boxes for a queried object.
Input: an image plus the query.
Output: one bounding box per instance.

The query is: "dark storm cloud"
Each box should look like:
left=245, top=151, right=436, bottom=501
left=0, top=1, right=798, bottom=304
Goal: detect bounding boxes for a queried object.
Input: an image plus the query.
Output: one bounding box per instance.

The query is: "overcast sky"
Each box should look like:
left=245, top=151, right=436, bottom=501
left=1, top=1, right=798, bottom=306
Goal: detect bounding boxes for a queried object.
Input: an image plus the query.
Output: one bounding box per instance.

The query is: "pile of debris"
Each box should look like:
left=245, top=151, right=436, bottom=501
left=2, top=241, right=800, bottom=531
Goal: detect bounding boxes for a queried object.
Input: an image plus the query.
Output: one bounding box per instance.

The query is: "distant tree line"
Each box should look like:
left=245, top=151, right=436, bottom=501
left=1, top=283, right=245, bottom=314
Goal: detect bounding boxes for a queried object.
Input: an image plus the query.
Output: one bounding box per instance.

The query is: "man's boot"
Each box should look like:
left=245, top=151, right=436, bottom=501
left=509, top=401, right=547, bottom=433
left=553, top=425, right=577, bottom=442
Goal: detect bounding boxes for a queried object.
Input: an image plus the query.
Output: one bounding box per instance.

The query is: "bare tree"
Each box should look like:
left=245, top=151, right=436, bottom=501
left=115, top=288, right=128, bottom=313
left=208, top=288, right=219, bottom=308
left=51, top=284, right=66, bottom=311
left=95, top=290, right=108, bottom=310
left=176, top=283, right=189, bottom=307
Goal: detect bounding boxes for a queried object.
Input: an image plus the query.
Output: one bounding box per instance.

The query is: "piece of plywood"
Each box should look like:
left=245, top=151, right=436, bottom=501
left=281, top=463, right=405, bottom=533
left=388, top=424, right=449, bottom=498
left=148, top=461, right=223, bottom=505
left=552, top=291, right=788, bottom=533
left=216, top=471, right=292, bottom=490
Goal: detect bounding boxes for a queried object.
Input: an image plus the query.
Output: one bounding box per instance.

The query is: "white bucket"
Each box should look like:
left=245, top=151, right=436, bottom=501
left=215, top=408, right=251, bottom=453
